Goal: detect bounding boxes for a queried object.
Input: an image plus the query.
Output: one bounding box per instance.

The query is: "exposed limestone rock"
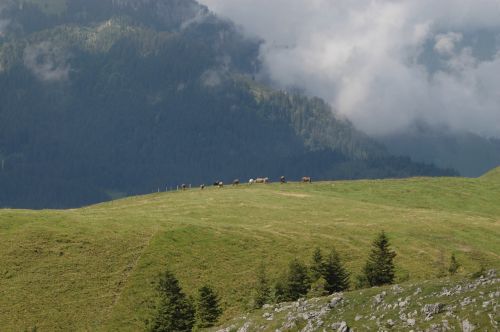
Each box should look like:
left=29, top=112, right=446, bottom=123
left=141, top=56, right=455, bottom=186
left=373, top=291, right=387, bottom=305
left=214, top=270, right=498, bottom=332
left=331, top=321, right=349, bottom=332
left=329, top=296, right=343, bottom=309
left=461, top=319, right=475, bottom=332
left=422, top=303, right=444, bottom=320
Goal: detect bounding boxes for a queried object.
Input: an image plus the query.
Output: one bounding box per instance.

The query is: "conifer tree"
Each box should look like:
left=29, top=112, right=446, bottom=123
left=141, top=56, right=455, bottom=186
left=273, top=279, right=287, bottom=303
left=149, top=270, right=195, bottom=332
left=448, top=253, right=460, bottom=275
left=196, top=285, right=222, bottom=328
left=363, top=231, right=397, bottom=287
left=253, top=262, right=271, bottom=308
left=322, top=249, right=350, bottom=293
left=285, top=259, right=311, bottom=301
left=310, top=248, right=324, bottom=282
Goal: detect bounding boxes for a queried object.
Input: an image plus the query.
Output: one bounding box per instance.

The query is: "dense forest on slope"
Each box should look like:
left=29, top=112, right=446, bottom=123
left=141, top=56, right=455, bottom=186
left=378, top=122, right=500, bottom=177
left=0, top=0, right=455, bottom=208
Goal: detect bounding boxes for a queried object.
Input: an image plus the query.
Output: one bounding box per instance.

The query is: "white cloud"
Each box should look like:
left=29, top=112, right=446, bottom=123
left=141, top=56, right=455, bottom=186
left=435, top=32, right=463, bottom=56
left=23, top=42, right=71, bottom=82
left=199, top=0, right=500, bottom=137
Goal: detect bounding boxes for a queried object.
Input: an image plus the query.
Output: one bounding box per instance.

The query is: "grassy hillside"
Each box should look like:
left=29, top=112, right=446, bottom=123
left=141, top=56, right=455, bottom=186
left=213, top=270, right=499, bottom=331
left=0, top=174, right=499, bottom=330
left=482, top=166, right=500, bottom=181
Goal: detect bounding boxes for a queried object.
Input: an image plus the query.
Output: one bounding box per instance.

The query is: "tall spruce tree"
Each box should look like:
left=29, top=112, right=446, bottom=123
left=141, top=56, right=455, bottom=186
left=285, top=259, right=311, bottom=301
left=322, top=249, right=350, bottom=293
left=149, top=270, right=195, bottom=332
left=363, top=231, right=397, bottom=287
left=310, top=248, right=324, bottom=282
left=196, top=285, right=222, bottom=328
left=253, top=262, right=271, bottom=308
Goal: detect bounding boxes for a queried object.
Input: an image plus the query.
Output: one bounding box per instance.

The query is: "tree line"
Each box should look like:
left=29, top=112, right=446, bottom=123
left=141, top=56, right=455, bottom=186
left=148, top=231, right=462, bottom=331
left=147, top=270, right=223, bottom=332
left=148, top=231, right=396, bottom=331
left=253, top=231, right=397, bottom=307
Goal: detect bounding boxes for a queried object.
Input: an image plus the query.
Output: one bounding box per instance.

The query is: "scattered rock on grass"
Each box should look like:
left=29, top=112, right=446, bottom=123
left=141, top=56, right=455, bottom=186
left=461, top=319, right=475, bottom=332
left=422, top=303, right=444, bottom=320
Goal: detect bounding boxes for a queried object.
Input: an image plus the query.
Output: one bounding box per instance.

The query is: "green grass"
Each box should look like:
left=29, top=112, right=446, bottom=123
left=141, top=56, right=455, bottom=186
left=482, top=166, right=500, bottom=181
left=214, top=272, right=500, bottom=331
left=0, top=170, right=499, bottom=330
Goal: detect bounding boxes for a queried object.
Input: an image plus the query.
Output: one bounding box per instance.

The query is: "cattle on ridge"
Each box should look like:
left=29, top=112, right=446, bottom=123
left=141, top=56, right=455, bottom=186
left=255, top=177, right=269, bottom=184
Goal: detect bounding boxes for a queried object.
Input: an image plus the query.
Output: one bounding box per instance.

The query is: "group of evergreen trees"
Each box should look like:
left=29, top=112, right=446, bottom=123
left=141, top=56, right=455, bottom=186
left=254, top=231, right=398, bottom=308
left=148, top=232, right=462, bottom=330
left=148, top=270, right=222, bottom=332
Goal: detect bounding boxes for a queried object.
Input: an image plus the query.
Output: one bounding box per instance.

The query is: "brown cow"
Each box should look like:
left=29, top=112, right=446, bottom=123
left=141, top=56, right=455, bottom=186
left=302, top=177, right=312, bottom=183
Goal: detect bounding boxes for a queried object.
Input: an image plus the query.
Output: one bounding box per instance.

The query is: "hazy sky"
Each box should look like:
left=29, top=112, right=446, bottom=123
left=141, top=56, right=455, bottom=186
left=200, top=0, right=500, bottom=137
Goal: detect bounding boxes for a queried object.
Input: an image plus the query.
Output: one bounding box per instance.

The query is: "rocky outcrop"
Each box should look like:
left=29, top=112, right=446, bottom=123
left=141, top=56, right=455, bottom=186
left=214, top=270, right=499, bottom=332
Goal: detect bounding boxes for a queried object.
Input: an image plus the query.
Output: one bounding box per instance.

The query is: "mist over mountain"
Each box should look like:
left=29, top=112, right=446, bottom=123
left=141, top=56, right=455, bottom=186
left=378, top=122, right=500, bottom=177
left=0, top=0, right=455, bottom=209
left=201, top=0, right=500, bottom=138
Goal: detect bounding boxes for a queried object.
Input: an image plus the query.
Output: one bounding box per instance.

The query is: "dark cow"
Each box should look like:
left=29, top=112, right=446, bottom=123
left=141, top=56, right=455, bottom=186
left=280, top=176, right=286, bottom=184
left=181, top=184, right=187, bottom=190
left=302, top=176, right=312, bottom=183
left=200, top=184, right=205, bottom=190
left=233, top=179, right=240, bottom=186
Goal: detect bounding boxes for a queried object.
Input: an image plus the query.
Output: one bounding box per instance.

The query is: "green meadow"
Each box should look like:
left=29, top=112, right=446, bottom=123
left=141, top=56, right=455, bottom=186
left=0, top=169, right=499, bottom=330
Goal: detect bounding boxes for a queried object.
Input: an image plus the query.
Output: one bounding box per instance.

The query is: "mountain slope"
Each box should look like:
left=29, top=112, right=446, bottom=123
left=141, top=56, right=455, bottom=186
left=0, top=0, right=455, bottom=209
left=0, top=173, right=499, bottom=330
left=378, top=123, right=500, bottom=177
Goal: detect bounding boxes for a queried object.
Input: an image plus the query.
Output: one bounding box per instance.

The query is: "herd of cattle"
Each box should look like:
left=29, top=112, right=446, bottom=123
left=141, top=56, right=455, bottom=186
left=180, top=176, right=312, bottom=191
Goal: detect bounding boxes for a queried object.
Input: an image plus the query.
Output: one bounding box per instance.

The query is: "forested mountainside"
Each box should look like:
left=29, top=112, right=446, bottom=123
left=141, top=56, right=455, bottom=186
left=378, top=121, right=500, bottom=178
left=0, top=0, right=455, bottom=208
